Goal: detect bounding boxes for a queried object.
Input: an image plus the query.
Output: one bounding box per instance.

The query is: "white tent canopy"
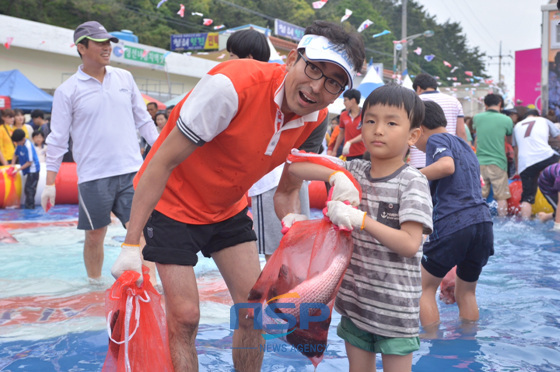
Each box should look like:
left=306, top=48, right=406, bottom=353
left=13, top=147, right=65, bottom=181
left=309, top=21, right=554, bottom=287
left=328, top=65, right=384, bottom=114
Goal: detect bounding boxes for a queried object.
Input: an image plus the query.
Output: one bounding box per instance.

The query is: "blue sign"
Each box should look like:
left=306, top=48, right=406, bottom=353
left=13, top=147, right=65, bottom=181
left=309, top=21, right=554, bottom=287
left=274, top=19, right=305, bottom=42
left=170, top=33, right=219, bottom=51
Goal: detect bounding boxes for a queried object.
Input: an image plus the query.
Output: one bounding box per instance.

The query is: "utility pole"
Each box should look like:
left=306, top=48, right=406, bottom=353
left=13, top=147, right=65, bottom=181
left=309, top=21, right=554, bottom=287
left=488, top=41, right=513, bottom=87
left=401, top=0, right=408, bottom=74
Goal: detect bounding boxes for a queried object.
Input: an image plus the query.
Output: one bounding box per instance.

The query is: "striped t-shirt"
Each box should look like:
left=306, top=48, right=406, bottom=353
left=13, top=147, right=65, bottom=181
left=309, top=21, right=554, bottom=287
left=409, top=91, right=465, bottom=168
left=335, top=160, right=433, bottom=338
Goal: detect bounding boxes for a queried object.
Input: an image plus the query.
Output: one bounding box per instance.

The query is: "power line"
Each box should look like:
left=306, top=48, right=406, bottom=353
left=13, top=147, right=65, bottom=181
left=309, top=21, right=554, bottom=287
left=459, top=0, right=500, bottom=48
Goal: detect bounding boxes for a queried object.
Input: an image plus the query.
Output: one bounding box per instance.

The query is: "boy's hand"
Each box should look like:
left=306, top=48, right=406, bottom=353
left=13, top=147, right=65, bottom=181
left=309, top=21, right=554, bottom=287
left=329, top=171, right=360, bottom=206
left=111, top=243, right=143, bottom=286
left=41, top=185, right=56, bottom=212
left=281, top=213, right=308, bottom=234
left=326, top=200, right=366, bottom=231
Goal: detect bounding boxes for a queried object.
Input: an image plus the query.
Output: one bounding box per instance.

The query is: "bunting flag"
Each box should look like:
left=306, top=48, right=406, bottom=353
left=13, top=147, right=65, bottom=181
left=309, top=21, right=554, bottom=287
left=340, top=9, right=352, bottom=22
left=434, top=76, right=440, bottom=80
left=213, top=24, right=225, bottom=30
left=465, top=71, right=473, bottom=77
left=192, top=12, right=203, bottom=17
left=443, top=60, right=452, bottom=68
left=485, top=79, right=494, bottom=84
left=177, top=4, right=185, bottom=17
left=413, top=47, right=422, bottom=55
left=203, top=18, right=213, bottom=26
left=452, top=82, right=461, bottom=86
left=450, top=66, right=458, bottom=73
left=4, top=37, right=13, bottom=49
left=312, top=0, right=328, bottom=9
left=156, top=0, right=168, bottom=8
left=357, top=19, right=374, bottom=33
left=424, top=54, right=435, bottom=62
left=142, top=50, right=149, bottom=58
left=372, top=30, right=391, bottom=38
left=217, top=53, right=226, bottom=59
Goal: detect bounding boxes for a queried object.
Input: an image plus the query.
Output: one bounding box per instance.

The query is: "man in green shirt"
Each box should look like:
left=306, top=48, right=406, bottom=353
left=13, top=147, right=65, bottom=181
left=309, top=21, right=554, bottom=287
left=473, top=94, right=514, bottom=217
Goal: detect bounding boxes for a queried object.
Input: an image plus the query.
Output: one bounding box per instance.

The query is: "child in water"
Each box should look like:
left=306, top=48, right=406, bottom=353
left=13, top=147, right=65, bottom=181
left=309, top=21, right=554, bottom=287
left=288, top=84, right=433, bottom=372
left=414, top=100, right=493, bottom=331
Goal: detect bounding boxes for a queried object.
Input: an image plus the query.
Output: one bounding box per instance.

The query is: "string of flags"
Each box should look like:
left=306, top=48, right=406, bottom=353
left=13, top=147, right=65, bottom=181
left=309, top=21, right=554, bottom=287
left=156, top=2, right=217, bottom=27
left=151, top=1, right=492, bottom=86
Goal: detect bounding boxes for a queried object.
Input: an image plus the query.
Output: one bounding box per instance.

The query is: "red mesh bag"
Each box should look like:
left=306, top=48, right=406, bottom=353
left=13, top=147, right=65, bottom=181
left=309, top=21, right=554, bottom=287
left=103, top=266, right=174, bottom=372
left=247, top=150, right=361, bottom=367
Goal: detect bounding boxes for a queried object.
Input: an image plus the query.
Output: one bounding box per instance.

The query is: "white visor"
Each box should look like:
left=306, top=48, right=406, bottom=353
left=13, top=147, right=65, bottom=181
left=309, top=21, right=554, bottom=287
left=297, top=34, right=356, bottom=89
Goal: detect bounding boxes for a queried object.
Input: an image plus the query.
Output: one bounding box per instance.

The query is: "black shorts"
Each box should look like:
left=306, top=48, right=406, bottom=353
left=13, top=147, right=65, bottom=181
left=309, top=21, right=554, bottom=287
left=520, top=154, right=560, bottom=204
left=142, top=208, right=257, bottom=266
left=421, top=222, right=494, bottom=282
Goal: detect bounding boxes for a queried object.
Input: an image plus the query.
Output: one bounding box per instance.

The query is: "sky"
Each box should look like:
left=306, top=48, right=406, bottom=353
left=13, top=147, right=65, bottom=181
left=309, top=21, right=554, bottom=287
left=412, top=0, right=545, bottom=99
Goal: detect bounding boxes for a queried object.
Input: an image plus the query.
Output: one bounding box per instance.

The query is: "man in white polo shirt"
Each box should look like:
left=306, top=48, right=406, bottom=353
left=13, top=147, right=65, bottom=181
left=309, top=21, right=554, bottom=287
left=409, top=73, right=467, bottom=168
left=42, top=21, right=159, bottom=284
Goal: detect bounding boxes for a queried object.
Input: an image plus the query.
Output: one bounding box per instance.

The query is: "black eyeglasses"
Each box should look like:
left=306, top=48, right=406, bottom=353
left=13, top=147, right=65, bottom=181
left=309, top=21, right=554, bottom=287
left=298, top=52, right=346, bottom=95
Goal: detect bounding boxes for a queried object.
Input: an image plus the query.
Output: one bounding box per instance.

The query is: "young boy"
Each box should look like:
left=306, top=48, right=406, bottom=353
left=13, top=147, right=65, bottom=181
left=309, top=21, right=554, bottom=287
left=414, top=100, right=493, bottom=329
left=536, top=162, right=560, bottom=230
left=11, top=128, right=41, bottom=209
left=288, top=84, right=433, bottom=372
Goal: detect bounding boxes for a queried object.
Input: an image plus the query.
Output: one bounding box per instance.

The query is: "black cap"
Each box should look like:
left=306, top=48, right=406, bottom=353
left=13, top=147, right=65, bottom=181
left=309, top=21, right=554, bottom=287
left=74, top=21, right=119, bottom=44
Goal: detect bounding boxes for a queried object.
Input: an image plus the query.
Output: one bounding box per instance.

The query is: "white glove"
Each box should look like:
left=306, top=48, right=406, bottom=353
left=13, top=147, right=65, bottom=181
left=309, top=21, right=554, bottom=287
left=329, top=171, right=360, bottom=207
left=281, top=213, right=308, bottom=234
left=342, top=142, right=352, bottom=156
left=326, top=200, right=367, bottom=231
left=553, top=222, right=560, bottom=231
left=41, top=184, right=56, bottom=212
left=111, top=243, right=143, bottom=285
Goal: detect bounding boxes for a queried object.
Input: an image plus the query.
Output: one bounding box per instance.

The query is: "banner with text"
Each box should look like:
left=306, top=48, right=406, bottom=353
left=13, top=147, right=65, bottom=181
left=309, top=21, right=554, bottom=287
left=170, top=33, right=219, bottom=51
left=274, top=19, right=305, bottom=42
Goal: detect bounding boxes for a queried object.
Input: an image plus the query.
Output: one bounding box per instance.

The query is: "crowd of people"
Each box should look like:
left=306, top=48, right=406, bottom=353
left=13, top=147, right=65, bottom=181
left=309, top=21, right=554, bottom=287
left=1, top=17, right=560, bottom=372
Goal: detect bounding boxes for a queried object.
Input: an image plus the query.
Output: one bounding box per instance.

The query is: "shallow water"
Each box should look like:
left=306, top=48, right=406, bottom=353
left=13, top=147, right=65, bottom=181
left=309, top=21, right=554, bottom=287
left=1, top=206, right=559, bottom=371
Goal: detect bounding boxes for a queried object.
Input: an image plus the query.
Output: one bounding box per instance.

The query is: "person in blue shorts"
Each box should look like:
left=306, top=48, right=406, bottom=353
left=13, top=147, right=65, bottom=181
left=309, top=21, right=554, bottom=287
left=537, top=162, right=560, bottom=230
left=415, top=100, right=494, bottom=329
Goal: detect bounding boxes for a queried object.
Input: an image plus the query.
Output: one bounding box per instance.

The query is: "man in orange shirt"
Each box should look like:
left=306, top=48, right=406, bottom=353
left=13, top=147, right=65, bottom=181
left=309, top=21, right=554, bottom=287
left=112, top=21, right=365, bottom=372
left=331, top=89, right=366, bottom=160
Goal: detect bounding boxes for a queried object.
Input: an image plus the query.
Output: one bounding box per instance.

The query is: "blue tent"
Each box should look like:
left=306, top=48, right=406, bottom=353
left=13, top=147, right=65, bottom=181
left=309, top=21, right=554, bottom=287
left=0, top=70, right=53, bottom=112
